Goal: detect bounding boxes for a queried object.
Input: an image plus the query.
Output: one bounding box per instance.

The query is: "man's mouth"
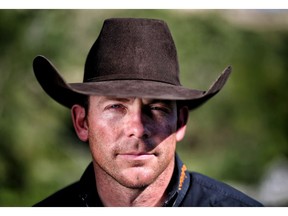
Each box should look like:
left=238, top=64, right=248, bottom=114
left=117, top=152, right=155, bottom=160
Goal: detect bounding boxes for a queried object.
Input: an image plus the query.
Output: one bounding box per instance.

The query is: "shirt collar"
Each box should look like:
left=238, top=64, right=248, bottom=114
left=79, top=162, right=103, bottom=207
left=163, top=154, right=190, bottom=206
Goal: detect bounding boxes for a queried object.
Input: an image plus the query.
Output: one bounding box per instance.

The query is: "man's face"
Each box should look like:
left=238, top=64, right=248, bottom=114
left=77, top=96, right=187, bottom=189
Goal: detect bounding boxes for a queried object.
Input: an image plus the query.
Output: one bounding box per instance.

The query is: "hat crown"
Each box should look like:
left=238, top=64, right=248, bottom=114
left=84, top=18, right=180, bottom=85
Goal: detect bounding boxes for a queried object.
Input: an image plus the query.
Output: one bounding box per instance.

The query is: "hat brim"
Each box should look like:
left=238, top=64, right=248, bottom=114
left=33, top=55, right=232, bottom=110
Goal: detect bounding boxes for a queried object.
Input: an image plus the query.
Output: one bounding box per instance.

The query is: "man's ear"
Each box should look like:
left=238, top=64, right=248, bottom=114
left=71, top=104, right=89, bottom=142
left=176, top=106, right=189, bottom=142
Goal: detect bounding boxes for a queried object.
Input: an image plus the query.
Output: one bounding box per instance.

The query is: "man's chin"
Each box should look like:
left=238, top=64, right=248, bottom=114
left=118, top=168, right=155, bottom=189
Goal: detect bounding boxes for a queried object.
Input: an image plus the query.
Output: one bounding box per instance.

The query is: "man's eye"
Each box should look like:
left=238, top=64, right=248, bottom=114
left=150, top=106, right=169, bottom=113
left=110, top=104, right=124, bottom=109
left=105, top=104, right=126, bottom=111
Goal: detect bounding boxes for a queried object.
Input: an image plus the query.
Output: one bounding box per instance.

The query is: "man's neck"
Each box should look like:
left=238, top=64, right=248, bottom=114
left=93, top=161, right=174, bottom=207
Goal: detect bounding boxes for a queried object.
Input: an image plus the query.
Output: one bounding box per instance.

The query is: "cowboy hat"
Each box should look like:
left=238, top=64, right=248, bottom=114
left=33, top=18, right=232, bottom=110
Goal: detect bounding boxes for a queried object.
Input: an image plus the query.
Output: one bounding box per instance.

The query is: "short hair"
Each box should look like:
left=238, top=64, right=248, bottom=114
left=80, top=95, right=90, bottom=117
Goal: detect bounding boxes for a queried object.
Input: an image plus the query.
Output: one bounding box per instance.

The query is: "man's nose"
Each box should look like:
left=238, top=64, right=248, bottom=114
left=124, top=109, right=151, bottom=139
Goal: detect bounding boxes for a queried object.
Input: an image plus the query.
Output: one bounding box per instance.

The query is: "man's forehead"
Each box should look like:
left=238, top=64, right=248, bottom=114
left=90, top=96, right=176, bottom=105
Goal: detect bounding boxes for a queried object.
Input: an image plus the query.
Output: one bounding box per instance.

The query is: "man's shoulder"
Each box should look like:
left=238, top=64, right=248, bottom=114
left=33, top=181, right=84, bottom=207
left=185, top=171, right=263, bottom=207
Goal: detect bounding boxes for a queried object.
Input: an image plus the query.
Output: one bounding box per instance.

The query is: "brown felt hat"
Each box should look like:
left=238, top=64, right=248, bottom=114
left=33, top=18, right=232, bottom=110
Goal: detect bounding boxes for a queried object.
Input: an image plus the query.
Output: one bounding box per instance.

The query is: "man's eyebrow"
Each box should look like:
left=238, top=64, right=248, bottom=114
left=147, top=99, right=175, bottom=106
left=99, top=97, right=132, bottom=103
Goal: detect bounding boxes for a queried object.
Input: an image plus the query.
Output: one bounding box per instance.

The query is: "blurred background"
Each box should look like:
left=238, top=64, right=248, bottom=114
left=0, top=9, right=288, bottom=206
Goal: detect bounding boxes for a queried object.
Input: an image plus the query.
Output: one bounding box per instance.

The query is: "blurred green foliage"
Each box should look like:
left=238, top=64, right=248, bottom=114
left=0, top=9, right=287, bottom=206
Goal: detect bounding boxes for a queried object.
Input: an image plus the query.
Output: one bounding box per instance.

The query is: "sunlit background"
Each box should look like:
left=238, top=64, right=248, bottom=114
left=0, top=9, right=288, bottom=206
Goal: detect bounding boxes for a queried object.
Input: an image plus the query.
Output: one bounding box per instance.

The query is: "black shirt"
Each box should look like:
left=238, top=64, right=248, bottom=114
left=34, top=155, right=263, bottom=207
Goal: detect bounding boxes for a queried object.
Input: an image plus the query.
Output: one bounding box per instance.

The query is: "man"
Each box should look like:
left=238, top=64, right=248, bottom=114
left=33, top=18, right=263, bottom=207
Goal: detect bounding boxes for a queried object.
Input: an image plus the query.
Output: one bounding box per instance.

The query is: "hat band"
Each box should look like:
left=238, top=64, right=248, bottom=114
left=85, top=73, right=180, bottom=86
